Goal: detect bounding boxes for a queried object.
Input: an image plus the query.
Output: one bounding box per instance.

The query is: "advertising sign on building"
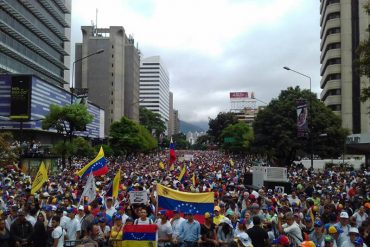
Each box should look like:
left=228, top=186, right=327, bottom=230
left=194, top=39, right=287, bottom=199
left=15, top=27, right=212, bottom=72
left=230, top=92, right=249, bottom=99
left=10, top=75, right=32, bottom=120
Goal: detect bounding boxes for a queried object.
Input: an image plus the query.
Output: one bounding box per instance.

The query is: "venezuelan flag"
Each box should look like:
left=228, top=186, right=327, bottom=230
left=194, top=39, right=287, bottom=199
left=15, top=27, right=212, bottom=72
left=169, top=138, right=176, bottom=164
left=76, top=146, right=108, bottom=178
left=157, top=184, right=214, bottom=224
left=122, top=224, right=157, bottom=247
left=178, top=165, right=187, bottom=183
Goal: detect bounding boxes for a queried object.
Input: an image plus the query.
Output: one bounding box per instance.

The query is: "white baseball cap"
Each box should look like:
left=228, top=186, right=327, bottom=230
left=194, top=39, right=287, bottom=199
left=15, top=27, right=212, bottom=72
left=340, top=211, right=349, bottom=218
left=349, top=227, right=359, bottom=234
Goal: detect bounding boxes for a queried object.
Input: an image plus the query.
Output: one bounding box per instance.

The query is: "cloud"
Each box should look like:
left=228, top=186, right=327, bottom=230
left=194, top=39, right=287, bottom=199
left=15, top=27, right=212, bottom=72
left=71, top=0, right=321, bottom=122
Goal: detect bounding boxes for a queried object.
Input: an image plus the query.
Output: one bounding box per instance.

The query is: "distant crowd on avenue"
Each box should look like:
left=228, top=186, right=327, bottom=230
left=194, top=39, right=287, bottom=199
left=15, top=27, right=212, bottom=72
left=0, top=150, right=369, bottom=247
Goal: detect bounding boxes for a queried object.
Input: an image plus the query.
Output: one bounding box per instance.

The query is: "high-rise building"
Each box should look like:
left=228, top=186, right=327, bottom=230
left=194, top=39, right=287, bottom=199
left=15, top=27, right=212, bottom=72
left=139, top=56, right=170, bottom=131
left=320, top=0, right=370, bottom=134
left=0, top=0, right=71, bottom=87
left=168, top=91, right=174, bottom=136
left=75, top=26, right=140, bottom=136
left=173, top=110, right=180, bottom=134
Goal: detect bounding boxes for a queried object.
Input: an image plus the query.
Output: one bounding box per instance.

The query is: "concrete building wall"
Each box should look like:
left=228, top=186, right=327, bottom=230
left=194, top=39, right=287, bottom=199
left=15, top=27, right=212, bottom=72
left=124, top=39, right=140, bottom=122
left=168, top=91, right=174, bottom=136
left=76, top=26, right=140, bottom=136
left=320, top=0, right=370, bottom=133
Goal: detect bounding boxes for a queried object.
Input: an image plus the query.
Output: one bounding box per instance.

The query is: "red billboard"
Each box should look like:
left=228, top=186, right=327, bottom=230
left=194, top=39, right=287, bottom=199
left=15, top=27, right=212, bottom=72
left=230, top=92, right=248, bottom=99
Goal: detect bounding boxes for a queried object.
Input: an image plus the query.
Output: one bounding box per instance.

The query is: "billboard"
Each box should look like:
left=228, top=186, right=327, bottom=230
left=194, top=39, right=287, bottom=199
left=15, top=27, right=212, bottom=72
left=297, top=99, right=309, bottom=137
left=10, top=75, right=32, bottom=120
left=230, top=92, right=248, bottom=99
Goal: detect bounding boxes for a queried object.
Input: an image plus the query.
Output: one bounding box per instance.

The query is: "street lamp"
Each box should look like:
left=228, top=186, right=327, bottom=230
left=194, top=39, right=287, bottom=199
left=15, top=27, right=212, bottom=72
left=71, top=49, right=104, bottom=104
left=283, top=66, right=314, bottom=170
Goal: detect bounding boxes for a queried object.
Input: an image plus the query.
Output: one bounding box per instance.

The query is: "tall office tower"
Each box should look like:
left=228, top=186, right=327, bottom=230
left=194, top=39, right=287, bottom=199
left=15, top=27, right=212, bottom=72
left=139, top=56, right=170, bottom=131
left=0, top=0, right=71, bottom=87
left=168, top=91, right=174, bottom=136
left=75, top=26, right=140, bottom=136
left=173, top=110, right=180, bottom=134
left=320, top=0, right=370, bottom=134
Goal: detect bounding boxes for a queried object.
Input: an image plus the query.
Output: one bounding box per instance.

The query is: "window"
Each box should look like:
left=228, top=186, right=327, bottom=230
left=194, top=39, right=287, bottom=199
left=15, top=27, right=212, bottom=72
left=327, top=104, right=341, bottom=111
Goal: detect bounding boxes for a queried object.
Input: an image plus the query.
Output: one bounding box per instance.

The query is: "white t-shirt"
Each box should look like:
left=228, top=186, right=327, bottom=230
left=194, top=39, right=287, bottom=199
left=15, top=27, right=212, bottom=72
left=157, top=220, right=173, bottom=240
left=60, top=215, right=70, bottom=229
left=134, top=217, right=153, bottom=225
left=106, top=207, right=117, bottom=217
left=352, top=211, right=368, bottom=228
left=52, top=226, right=65, bottom=247
left=66, top=218, right=81, bottom=241
left=282, top=222, right=303, bottom=245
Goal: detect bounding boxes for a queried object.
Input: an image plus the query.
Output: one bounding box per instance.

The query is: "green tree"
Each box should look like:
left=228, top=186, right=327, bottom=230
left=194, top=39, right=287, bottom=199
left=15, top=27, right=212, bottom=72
left=171, top=133, right=190, bottom=150
left=139, top=107, right=166, bottom=139
left=0, top=132, right=19, bottom=164
left=41, top=104, right=93, bottom=142
left=207, top=112, right=239, bottom=146
left=253, top=86, right=348, bottom=166
left=221, top=122, right=254, bottom=153
left=192, top=134, right=211, bottom=150
left=110, top=117, right=157, bottom=155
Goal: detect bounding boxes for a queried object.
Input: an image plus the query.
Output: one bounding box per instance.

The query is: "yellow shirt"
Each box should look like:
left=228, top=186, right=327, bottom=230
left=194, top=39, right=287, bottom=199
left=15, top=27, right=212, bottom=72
left=213, top=214, right=225, bottom=225
left=110, top=226, right=123, bottom=247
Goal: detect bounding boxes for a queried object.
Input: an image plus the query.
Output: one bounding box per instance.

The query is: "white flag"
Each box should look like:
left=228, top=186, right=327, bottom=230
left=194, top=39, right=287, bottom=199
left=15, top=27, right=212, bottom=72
left=80, top=172, right=96, bottom=205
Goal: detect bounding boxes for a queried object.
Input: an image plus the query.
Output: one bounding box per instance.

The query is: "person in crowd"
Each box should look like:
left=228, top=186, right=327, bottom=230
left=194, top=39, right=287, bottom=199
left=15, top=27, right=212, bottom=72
left=157, top=210, right=173, bottom=247
left=0, top=218, right=11, bottom=247
left=247, top=216, right=268, bottom=247
left=335, top=211, right=351, bottom=235
left=178, top=210, right=201, bottom=247
left=134, top=208, right=154, bottom=224
left=10, top=209, right=33, bottom=247
left=171, top=209, right=185, bottom=246
left=199, top=212, right=217, bottom=247
left=309, top=219, right=324, bottom=246
left=217, top=218, right=234, bottom=246
left=277, top=212, right=303, bottom=246
left=51, top=215, right=65, bottom=247
left=31, top=211, right=48, bottom=247
left=65, top=207, right=81, bottom=246
left=213, top=206, right=225, bottom=226
left=352, top=206, right=368, bottom=228
left=109, top=214, right=124, bottom=247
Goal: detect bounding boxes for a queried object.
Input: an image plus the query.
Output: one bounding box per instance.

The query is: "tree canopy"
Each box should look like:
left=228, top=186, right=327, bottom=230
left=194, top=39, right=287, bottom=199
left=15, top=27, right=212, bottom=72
left=221, top=122, right=253, bottom=153
left=207, top=112, right=239, bottom=146
left=171, top=133, right=190, bottom=150
left=139, top=107, right=166, bottom=139
left=41, top=104, right=93, bottom=141
left=253, top=86, right=348, bottom=166
left=0, top=132, right=19, bottom=164
left=110, top=117, right=157, bottom=155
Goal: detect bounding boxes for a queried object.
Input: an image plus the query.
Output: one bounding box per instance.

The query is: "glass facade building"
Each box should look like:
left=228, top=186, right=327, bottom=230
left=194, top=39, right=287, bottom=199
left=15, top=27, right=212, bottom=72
left=0, top=0, right=71, bottom=87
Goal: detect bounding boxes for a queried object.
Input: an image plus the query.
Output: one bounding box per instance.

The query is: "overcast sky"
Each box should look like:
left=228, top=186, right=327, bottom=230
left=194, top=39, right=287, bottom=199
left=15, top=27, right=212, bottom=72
left=71, top=0, right=321, bottom=123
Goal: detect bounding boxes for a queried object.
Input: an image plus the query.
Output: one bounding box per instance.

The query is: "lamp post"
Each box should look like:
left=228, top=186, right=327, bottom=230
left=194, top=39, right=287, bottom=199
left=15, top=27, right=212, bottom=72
left=71, top=49, right=104, bottom=104
left=283, top=66, right=314, bottom=170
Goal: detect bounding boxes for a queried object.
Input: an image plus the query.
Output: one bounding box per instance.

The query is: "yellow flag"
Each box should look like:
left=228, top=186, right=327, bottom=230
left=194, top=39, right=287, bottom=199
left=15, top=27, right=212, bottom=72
left=192, top=173, right=196, bottom=185
left=113, top=170, right=120, bottom=198
left=169, top=163, right=174, bottom=171
left=31, top=162, right=48, bottom=195
left=229, top=159, right=234, bottom=167
left=159, top=161, right=165, bottom=170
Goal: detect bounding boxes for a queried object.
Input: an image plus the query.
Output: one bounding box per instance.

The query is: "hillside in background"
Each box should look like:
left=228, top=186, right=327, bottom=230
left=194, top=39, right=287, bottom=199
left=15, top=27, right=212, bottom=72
left=180, top=120, right=207, bottom=133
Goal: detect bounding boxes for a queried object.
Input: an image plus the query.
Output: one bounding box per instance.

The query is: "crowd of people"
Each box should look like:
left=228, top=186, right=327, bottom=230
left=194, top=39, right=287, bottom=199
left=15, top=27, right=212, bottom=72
left=0, top=150, right=369, bottom=247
